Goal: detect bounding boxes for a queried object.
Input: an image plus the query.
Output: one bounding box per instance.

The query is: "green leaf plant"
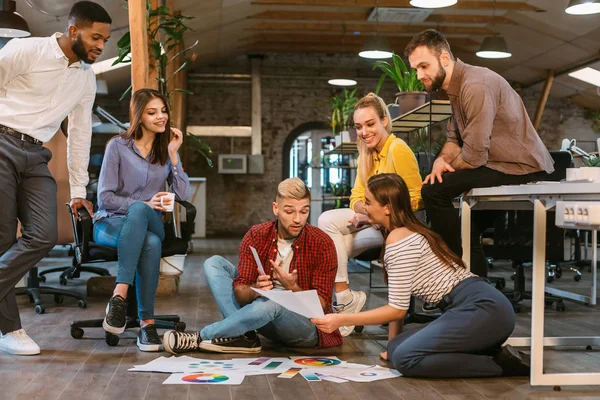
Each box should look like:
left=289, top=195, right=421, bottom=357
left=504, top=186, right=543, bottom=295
left=373, top=53, right=425, bottom=95
left=113, top=0, right=212, bottom=167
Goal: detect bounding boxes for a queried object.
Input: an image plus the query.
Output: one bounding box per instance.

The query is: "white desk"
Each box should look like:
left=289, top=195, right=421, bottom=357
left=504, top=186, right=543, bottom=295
left=461, top=182, right=600, bottom=387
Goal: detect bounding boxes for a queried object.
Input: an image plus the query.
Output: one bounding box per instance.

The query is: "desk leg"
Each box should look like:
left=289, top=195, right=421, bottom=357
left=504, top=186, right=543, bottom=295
left=530, top=199, right=547, bottom=386
left=592, top=230, right=597, bottom=306
left=461, top=201, right=471, bottom=272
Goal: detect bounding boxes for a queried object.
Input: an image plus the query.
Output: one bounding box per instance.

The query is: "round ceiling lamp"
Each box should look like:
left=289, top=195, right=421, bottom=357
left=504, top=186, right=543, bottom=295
left=565, top=0, right=600, bottom=15
left=23, top=0, right=77, bottom=18
left=476, top=36, right=511, bottom=59
left=328, top=78, right=358, bottom=87
left=359, top=36, right=393, bottom=59
left=410, top=0, right=458, bottom=8
left=0, top=0, right=30, bottom=38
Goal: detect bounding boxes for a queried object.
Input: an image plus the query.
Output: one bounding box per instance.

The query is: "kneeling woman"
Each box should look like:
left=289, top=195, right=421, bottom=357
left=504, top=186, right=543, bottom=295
left=94, top=89, right=190, bottom=352
left=312, top=173, right=528, bottom=378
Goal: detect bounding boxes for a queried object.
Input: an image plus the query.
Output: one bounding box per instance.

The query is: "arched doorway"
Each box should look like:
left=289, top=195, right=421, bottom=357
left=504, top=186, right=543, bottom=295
left=282, top=121, right=355, bottom=225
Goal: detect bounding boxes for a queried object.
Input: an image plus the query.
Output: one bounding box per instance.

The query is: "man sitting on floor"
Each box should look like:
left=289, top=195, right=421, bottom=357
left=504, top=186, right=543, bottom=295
left=163, top=178, right=343, bottom=353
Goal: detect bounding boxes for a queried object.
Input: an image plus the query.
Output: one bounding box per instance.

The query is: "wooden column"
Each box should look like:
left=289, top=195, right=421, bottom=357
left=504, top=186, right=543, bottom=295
left=128, top=0, right=149, bottom=92
left=250, top=56, right=262, bottom=155
left=533, top=70, right=554, bottom=131
left=147, top=0, right=160, bottom=90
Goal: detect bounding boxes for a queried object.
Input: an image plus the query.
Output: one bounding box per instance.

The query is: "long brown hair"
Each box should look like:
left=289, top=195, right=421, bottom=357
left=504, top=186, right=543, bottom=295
left=354, top=93, right=392, bottom=184
left=368, top=173, right=465, bottom=269
left=121, top=88, right=171, bottom=165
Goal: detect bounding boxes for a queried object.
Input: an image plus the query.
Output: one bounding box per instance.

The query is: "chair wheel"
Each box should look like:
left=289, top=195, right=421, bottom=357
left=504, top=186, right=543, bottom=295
left=54, top=295, right=64, bottom=304
left=35, top=305, right=45, bottom=314
left=555, top=269, right=562, bottom=279
left=71, top=327, right=84, bottom=339
left=546, top=276, right=554, bottom=283
left=105, top=332, right=119, bottom=346
left=59, top=278, right=68, bottom=286
left=174, top=321, right=186, bottom=332
left=354, top=325, right=364, bottom=333
left=574, top=274, right=581, bottom=282
left=38, top=275, right=46, bottom=283
left=556, top=301, right=566, bottom=312
left=77, top=300, right=87, bottom=308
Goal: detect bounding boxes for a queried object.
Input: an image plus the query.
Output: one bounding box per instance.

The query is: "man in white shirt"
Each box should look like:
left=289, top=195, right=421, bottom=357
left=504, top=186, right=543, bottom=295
left=0, top=1, right=111, bottom=356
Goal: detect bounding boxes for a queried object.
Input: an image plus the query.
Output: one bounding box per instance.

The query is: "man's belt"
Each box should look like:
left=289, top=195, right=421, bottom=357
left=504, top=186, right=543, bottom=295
left=0, top=125, right=43, bottom=145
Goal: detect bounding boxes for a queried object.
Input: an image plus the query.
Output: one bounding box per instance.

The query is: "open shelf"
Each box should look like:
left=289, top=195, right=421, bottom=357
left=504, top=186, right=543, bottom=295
left=391, top=100, right=452, bottom=134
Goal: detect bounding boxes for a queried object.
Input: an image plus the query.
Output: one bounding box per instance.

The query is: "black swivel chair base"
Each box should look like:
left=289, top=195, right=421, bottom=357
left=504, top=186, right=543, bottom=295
left=505, top=261, right=566, bottom=313
left=70, top=284, right=186, bottom=346
left=39, top=265, right=111, bottom=286
left=16, top=267, right=87, bottom=314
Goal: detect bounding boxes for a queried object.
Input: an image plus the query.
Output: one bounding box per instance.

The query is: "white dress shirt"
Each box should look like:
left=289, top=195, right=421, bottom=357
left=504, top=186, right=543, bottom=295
left=0, top=32, right=96, bottom=199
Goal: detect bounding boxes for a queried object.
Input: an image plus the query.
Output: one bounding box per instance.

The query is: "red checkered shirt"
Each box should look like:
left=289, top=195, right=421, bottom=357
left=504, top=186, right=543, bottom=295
left=233, top=220, right=342, bottom=348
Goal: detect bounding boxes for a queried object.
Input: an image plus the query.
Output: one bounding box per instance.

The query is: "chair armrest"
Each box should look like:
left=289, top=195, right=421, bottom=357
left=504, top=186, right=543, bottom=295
left=66, top=204, right=93, bottom=263
left=175, top=200, right=196, bottom=241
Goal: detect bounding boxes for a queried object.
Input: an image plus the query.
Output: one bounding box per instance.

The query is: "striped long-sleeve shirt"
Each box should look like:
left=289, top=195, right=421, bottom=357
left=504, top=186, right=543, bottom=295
left=384, top=233, right=474, bottom=310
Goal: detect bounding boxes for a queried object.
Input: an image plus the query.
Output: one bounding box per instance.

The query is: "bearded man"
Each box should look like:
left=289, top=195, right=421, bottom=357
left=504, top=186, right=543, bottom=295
left=405, top=29, right=554, bottom=277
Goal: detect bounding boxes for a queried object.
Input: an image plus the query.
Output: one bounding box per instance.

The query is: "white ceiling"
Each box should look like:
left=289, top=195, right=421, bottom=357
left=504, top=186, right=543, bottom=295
left=12, top=0, right=600, bottom=108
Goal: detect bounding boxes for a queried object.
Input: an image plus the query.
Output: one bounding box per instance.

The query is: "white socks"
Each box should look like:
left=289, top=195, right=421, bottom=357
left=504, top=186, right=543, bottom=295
left=335, top=289, right=353, bottom=305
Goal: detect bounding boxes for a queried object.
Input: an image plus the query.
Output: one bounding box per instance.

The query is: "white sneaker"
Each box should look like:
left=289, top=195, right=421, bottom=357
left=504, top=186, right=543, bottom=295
left=0, top=329, right=41, bottom=355
left=333, top=290, right=367, bottom=337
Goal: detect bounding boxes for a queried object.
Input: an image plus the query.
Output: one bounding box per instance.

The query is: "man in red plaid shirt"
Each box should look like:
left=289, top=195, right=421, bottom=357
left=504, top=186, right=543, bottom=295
left=163, top=178, right=342, bottom=354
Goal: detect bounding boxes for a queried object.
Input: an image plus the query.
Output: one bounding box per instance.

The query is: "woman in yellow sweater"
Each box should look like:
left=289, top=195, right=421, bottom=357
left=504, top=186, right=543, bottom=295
left=318, top=93, right=423, bottom=337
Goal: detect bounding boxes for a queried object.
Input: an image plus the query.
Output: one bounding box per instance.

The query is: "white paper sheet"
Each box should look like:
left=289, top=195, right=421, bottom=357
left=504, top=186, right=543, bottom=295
left=163, top=371, right=245, bottom=385
left=251, top=288, right=324, bottom=318
left=330, top=365, right=402, bottom=382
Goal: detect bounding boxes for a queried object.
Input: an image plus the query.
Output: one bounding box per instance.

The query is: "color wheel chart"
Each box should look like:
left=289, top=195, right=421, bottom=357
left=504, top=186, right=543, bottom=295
left=294, top=357, right=341, bottom=367
left=360, top=372, right=378, bottom=377
left=182, top=373, right=229, bottom=383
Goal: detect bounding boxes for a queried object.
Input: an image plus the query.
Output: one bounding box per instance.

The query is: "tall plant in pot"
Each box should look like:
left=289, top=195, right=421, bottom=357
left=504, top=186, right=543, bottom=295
left=373, top=53, right=427, bottom=115
left=113, top=1, right=212, bottom=167
left=330, top=88, right=359, bottom=143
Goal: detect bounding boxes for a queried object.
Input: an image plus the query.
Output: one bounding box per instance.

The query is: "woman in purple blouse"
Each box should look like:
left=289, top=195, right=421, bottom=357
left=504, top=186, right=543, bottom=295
left=94, top=89, right=190, bottom=352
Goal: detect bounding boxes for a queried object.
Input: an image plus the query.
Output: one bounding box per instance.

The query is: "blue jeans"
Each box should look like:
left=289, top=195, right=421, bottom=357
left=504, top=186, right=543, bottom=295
left=388, top=277, right=515, bottom=378
left=94, top=202, right=165, bottom=320
left=201, top=255, right=318, bottom=348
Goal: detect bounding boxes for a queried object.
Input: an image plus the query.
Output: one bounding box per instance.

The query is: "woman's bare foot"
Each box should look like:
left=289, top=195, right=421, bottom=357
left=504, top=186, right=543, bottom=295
left=379, top=351, right=388, bottom=361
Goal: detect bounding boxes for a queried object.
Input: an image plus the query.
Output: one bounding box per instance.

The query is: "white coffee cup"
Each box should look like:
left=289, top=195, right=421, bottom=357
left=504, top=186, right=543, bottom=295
left=160, top=192, right=176, bottom=212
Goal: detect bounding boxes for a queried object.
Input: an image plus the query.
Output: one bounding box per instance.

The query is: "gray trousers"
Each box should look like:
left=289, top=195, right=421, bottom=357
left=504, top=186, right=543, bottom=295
left=0, top=133, right=57, bottom=334
left=389, top=277, right=515, bottom=378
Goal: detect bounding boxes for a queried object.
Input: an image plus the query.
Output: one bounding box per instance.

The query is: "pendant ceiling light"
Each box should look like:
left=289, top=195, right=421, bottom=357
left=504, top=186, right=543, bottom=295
left=476, top=0, right=511, bottom=59
left=359, top=0, right=392, bottom=59
left=0, top=0, right=30, bottom=38
left=410, top=0, right=458, bottom=8
left=565, top=0, right=600, bottom=15
left=330, top=24, right=357, bottom=86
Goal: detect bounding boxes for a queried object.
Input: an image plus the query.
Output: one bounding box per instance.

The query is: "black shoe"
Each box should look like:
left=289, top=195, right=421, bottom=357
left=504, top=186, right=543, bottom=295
left=422, top=302, right=440, bottom=314
left=198, top=332, right=261, bottom=354
left=103, top=295, right=127, bottom=334
left=493, top=345, right=531, bottom=376
left=137, top=324, right=163, bottom=352
left=163, top=330, right=200, bottom=354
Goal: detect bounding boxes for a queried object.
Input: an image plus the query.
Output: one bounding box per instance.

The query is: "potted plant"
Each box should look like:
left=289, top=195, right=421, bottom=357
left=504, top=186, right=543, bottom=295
left=373, top=53, right=427, bottom=115
left=330, top=88, right=359, bottom=144
left=113, top=1, right=212, bottom=167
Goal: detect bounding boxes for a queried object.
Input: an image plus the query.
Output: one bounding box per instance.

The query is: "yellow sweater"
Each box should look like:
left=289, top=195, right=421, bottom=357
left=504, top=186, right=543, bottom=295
left=350, top=134, right=424, bottom=212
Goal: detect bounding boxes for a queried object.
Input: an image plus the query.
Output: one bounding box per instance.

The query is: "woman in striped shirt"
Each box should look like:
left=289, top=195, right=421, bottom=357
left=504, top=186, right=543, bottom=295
left=312, top=173, right=529, bottom=378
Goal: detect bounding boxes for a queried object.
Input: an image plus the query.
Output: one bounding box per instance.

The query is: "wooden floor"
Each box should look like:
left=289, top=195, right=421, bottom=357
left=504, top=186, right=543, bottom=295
left=1, top=238, right=600, bottom=400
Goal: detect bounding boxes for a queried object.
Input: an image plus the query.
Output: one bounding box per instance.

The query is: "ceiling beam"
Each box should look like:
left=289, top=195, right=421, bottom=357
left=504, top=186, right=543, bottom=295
left=250, top=0, right=544, bottom=12
left=242, top=33, right=479, bottom=47
left=251, top=10, right=515, bottom=25
left=247, top=21, right=493, bottom=35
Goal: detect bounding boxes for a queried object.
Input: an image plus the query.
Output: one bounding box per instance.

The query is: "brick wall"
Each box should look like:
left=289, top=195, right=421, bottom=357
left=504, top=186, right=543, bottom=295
left=94, top=53, right=599, bottom=236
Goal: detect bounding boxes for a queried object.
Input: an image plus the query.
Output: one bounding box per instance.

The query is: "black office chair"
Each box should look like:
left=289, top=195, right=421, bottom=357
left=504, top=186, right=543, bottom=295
left=484, top=150, right=587, bottom=312
left=69, top=200, right=195, bottom=346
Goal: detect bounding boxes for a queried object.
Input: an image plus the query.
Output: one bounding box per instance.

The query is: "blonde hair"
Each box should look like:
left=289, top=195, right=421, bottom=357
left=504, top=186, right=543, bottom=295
left=276, top=178, right=311, bottom=202
left=354, top=92, right=392, bottom=184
